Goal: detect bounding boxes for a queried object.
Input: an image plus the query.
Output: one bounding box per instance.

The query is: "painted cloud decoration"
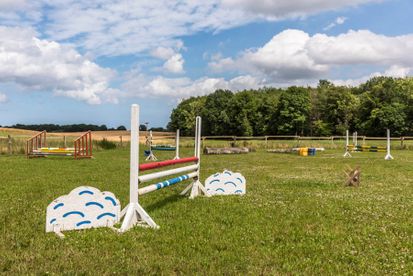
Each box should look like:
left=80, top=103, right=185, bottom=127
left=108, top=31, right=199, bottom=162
left=46, top=186, right=120, bottom=235
left=205, top=170, right=246, bottom=195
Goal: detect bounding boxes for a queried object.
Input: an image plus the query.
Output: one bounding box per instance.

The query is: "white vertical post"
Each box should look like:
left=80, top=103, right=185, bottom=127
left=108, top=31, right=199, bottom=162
left=353, top=131, right=358, bottom=147
left=145, top=130, right=157, bottom=161
left=385, top=129, right=394, bottom=160
left=343, top=130, right=352, bottom=157
left=130, top=104, right=139, bottom=205
left=174, top=129, right=180, bottom=160
left=120, top=104, right=158, bottom=232
left=181, top=116, right=209, bottom=198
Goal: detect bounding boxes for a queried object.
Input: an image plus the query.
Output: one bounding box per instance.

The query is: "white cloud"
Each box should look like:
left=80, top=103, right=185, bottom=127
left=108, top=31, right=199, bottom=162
left=210, top=29, right=413, bottom=83
left=0, top=26, right=118, bottom=104
left=122, top=70, right=263, bottom=98
left=151, top=47, right=177, bottom=60
left=332, top=66, right=412, bottom=86
left=323, top=16, right=347, bottom=31
left=1, top=0, right=379, bottom=57
left=163, top=54, right=185, bottom=74
left=0, top=93, right=7, bottom=103
left=221, top=0, right=378, bottom=18
left=0, top=0, right=26, bottom=10
left=151, top=47, right=185, bottom=74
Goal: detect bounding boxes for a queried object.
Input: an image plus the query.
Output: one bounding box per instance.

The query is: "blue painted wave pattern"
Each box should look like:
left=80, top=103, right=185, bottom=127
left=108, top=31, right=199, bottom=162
left=46, top=186, right=121, bottom=233
left=204, top=170, right=246, bottom=196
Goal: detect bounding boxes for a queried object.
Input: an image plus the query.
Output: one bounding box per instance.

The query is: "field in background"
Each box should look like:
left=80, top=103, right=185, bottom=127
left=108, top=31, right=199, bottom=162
left=2, top=127, right=413, bottom=155
left=1, top=147, right=413, bottom=274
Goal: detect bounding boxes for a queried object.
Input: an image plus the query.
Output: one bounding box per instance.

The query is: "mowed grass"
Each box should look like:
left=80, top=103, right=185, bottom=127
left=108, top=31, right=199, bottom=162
left=1, top=147, right=413, bottom=274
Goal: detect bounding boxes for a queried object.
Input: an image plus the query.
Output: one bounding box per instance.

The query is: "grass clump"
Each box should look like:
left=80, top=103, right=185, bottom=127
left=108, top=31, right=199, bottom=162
left=97, top=138, right=117, bottom=150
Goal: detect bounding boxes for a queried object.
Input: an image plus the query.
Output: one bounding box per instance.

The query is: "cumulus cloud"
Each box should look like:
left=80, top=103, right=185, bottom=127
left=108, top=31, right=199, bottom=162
left=150, top=44, right=185, bottom=74
left=221, top=0, right=378, bottom=18
left=0, top=26, right=118, bottom=104
left=323, top=16, right=347, bottom=30
left=210, top=29, right=413, bottom=83
left=163, top=54, right=185, bottom=73
left=1, top=0, right=379, bottom=57
left=0, top=93, right=7, bottom=103
left=151, top=47, right=177, bottom=60
left=122, top=70, right=263, bottom=98
left=46, top=186, right=120, bottom=234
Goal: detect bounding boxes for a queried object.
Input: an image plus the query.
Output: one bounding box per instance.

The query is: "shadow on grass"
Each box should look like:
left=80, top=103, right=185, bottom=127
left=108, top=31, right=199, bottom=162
left=145, top=193, right=183, bottom=213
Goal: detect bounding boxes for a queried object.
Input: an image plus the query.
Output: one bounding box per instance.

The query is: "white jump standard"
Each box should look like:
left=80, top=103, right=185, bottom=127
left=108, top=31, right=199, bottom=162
left=119, top=104, right=208, bottom=232
left=145, top=129, right=180, bottom=161
left=344, top=129, right=394, bottom=160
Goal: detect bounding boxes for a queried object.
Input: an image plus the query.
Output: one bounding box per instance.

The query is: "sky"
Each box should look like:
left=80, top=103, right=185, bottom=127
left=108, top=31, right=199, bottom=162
left=0, top=0, right=412, bottom=128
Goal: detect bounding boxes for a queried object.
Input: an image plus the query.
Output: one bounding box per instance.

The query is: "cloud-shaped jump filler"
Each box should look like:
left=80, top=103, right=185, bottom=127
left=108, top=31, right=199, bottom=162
left=46, top=186, right=120, bottom=235
left=205, top=170, right=246, bottom=196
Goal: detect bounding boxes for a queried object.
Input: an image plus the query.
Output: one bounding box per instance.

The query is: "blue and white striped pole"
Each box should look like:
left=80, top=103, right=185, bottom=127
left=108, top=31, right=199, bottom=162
left=139, top=172, right=198, bottom=195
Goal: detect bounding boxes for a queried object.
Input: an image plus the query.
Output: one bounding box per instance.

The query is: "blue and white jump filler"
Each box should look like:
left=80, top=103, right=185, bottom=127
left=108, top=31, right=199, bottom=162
left=46, top=186, right=121, bottom=237
left=205, top=170, right=246, bottom=195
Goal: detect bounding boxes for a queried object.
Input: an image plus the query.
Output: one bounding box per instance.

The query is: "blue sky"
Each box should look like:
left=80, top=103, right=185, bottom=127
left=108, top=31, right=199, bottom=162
left=0, top=0, right=412, bottom=128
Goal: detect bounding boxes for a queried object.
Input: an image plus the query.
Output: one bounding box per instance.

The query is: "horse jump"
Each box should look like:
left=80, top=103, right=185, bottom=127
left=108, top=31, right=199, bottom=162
left=26, top=131, right=93, bottom=159
left=119, top=104, right=208, bottom=231
left=145, top=129, right=180, bottom=161
left=344, top=129, right=393, bottom=160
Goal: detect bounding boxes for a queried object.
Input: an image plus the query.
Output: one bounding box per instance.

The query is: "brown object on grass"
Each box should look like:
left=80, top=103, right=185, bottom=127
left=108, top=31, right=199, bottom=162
left=345, top=166, right=361, bottom=186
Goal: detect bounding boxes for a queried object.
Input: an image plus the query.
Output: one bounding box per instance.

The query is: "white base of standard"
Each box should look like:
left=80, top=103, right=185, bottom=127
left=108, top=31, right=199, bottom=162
left=384, top=153, right=394, bottom=160
left=119, top=203, right=159, bottom=231
left=180, top=179, right=210, bottom=199
left=145, top=152, right=157, bottom=161
left=343, top=151, right=352, bottom=157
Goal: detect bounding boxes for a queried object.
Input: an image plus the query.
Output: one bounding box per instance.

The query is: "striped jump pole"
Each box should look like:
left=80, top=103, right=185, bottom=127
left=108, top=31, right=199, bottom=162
left=119, top=105, right=207, bottom=232
left=139, top=172, right=198, bottom=195
left=385, top=129, right=394, bottom=160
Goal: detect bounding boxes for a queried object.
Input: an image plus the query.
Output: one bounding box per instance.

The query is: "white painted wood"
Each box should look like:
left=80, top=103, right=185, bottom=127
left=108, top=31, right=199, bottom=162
left=385, top=128, right=394, bottom=160
left=130, top=104, right=139, bottom=205
left=343, top=129, right=352, bottom=157
left=120, top=105, right=208, bottom=232
left=173, top=129, right=180, bottom=160
left=138, top=164, right=199, bottom=183
left=205, top=170, right=246, bottom=196
left=46, top=186, right=121, bottom=236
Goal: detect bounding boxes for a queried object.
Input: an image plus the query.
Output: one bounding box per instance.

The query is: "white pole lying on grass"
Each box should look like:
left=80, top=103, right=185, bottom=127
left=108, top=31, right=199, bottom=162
left=385, top=129, right=394, bottom=160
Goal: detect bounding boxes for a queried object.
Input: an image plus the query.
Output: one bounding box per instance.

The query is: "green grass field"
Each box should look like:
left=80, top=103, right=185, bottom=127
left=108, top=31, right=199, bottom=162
left=1, top=147, right=413, bottom=274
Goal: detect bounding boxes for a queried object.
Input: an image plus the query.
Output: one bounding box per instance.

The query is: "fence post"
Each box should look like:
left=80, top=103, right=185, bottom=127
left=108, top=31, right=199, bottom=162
left=120, top=135, right=123, bottom=147
left=7, top=135, right=12, bottom=155
left=63, top=136, right=67, bottom=148
left=401, top=137, right=404, bottom=149
left=265, top=136, right=268, bottom=149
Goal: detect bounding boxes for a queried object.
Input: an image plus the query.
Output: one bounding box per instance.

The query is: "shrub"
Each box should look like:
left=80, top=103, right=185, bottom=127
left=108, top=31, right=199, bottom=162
left=97, top=138, right=117, bottom=150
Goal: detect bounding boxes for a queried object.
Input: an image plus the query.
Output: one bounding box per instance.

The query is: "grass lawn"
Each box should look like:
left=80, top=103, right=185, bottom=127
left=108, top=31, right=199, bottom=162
left=1, top=147, right=413, bottom=274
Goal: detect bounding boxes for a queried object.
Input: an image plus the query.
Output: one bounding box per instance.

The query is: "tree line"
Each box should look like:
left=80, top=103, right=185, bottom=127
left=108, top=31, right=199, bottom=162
left=167, top=76, right=413, bottom=137
left=4, top=124, right=127, bottom=132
